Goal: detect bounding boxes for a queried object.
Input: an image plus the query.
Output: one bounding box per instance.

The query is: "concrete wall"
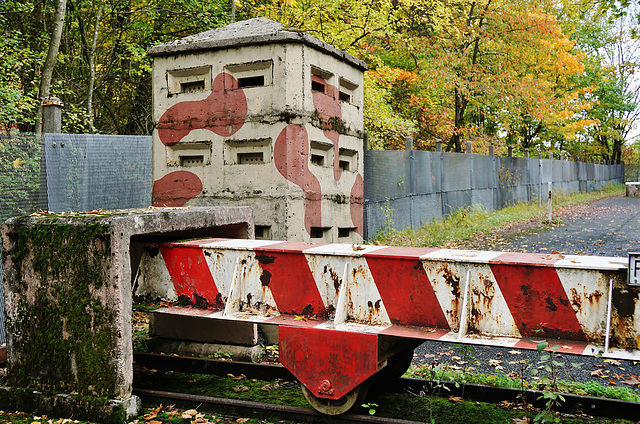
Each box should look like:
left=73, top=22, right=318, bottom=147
left=150, top=18, right=366, bottom=244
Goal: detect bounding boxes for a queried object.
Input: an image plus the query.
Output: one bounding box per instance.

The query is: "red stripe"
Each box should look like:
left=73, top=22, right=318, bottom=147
left=254, top=249, right=326, bottom=317
left=366, top=255, right=449, bottom=328
left=490, top=263, right=585, bottom=340
left=160, top=245, right=220, bottom=307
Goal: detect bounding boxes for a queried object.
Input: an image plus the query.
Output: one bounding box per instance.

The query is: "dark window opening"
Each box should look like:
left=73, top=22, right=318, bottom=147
left=338, top=228, right=353, bottom=238
left=238, top=75, right=265, bottom=88
left=339, top=160, right=350, bottom=171
left=312, top=80, right=326, bottom=93
left=255, top=225, right=271, bottom=240
left=180, top=155, right=204, bottom=167
left=339, top=91, right=351, bottom=103
left=238, top=152, right=264, bottom=164
left=311, top=154, right=324, bottom=166
left=181, top=80, right=205, bottom=93
left=310, top=227, right=328, bottom=239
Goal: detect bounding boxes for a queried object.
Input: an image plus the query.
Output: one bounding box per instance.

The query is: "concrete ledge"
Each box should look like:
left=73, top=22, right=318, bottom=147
left=626, top=182, right=640, bottom=198
left=0, top=387, right=141, bottom=424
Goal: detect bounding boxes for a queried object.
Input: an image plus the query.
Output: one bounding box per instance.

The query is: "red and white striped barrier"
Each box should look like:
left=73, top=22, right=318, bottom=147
left=135, top=238, right=637, bottom=404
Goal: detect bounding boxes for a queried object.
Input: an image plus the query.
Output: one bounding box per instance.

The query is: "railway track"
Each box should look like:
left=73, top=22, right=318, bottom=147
left=133, top=352, right=640, bottom=422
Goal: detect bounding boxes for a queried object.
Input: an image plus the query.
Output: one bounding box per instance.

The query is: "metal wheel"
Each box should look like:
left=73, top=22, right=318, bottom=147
left=374, top=347, right=415, bottom=382
left=300, top=381, right=369, bottom=415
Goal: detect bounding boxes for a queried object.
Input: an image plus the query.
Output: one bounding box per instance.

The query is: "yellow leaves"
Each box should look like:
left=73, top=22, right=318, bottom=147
left=13, top=158, right=24, bottom=169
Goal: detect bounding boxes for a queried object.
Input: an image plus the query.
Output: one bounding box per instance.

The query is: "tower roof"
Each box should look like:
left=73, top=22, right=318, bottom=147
left=149, top=17, right=367, bottom=70
left=148, top=17, right=367, bottom=70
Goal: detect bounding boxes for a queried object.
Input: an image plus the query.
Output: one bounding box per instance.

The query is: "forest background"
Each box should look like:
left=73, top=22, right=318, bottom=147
left=2, top=0, right=640, bottom=164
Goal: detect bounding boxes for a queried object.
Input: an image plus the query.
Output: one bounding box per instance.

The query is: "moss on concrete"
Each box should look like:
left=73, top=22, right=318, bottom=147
left=5, top=220, right=118, bottom=397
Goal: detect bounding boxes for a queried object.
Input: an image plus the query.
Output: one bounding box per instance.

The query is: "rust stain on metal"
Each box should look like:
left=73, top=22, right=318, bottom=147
left=260, top=270, right=272, bottom=287
left=256, top=254, right=276, bottom=264
left=586, top=290, right=603, bottom=304
left=613, top=288, right=634, bottom=317
left=570, top=288, right=582, bottom=309
left=301, top=304, right=314, bottom=316
left=436, top=264, right=461, bottom=327
left=323, top=265, right=341, bottom=293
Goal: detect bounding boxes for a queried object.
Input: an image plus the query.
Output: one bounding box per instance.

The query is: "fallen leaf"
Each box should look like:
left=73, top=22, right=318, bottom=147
left=448, top=396, right=464, bottom=403
left=512, top=418, right=531, bottom=424
left=144, top=405, right=163, bottom=421
left=622, top=374, right=640, bottom=386
left=261, top=382, right=280, bottom=391
left=236, top=419, right=250, bottom=424
left=232, top=385, right=250, bottom=392
left=508, top=350, right=522, bottom=355
left=609, top=379, right=618, bottom=385
left=561, top=345, right=573, bottom=350
left=603, top=359, right=622, bottom=366
left=591, top=369, right=605, bottom=377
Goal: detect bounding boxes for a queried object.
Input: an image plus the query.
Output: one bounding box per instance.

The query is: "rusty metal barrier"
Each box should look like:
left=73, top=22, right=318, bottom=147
left=134, top=238, right=636, bottom=414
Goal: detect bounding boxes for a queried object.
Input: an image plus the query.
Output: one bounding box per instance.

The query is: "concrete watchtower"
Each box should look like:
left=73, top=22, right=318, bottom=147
left=149, top=18, right=367, bottom=243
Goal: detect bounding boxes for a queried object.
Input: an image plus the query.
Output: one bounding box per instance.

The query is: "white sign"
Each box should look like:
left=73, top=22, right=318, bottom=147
left=630, top=253, right=640, bottom=286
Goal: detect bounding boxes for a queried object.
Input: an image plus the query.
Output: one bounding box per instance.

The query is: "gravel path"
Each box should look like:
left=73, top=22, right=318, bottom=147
left=412, top=195, right=640, bottom=388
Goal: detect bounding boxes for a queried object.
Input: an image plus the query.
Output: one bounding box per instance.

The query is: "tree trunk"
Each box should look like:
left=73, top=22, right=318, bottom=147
left=447, top=87, right=467, bottom=152
left=72, top=0, right=104, bottom=130
left=36, top=0, right=68, bottom=135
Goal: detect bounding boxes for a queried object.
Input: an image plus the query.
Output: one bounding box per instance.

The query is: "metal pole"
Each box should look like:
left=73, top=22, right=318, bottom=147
left=547, top=182, right=552, bottom=221
left=538, top=150, right=542, bottom=207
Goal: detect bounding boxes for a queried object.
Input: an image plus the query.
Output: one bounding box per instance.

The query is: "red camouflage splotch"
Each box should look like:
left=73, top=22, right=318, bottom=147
left=311, top=75, right=343, bottom=181
left=157, top=73, right=247, bottom=146
left=152, top=170, right=203, bottom=207
left=274, top=124, right=322, bottom=233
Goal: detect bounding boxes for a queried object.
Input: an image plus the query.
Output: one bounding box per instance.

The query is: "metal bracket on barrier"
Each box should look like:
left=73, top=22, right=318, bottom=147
left=629, top=253, right=640, bottom=286
left=224, top=256, right=244, bottom=316
left=333, top=264, right=350, bottom=327
left=604, top=279, right=614, bottom=354
left=458, top=269, right=471, bottom=339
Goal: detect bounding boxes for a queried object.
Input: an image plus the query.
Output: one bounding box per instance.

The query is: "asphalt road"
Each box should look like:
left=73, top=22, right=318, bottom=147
left=413, top=195, right=640, bottom=387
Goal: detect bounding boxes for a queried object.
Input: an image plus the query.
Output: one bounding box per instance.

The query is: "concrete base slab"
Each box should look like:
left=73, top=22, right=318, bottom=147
left=149, top=309, right=280, bottom=346
left=150, top=310, right=260, bottom=346
left=0, top=387, right=141, bottom=424
left=148, top=339, right=265, bottom=363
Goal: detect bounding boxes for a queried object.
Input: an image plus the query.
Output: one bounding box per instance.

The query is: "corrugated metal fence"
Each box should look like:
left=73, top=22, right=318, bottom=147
left=364, top=149, right=626, bottom=239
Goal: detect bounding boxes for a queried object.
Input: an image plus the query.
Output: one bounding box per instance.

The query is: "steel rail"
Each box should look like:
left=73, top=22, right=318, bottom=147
left=133, top=388, right=425, bottom=424
left=133, top=352, right=640, bottom=421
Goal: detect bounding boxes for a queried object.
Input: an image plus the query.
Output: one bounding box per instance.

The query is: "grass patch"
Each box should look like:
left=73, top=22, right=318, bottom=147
left=134, top=368, right=308, bottom=408
left=131, top=368, right=634, bottom=423
left=371, top=183, right=625, bottom=247
left=407, top=365, right=640, bottom=403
